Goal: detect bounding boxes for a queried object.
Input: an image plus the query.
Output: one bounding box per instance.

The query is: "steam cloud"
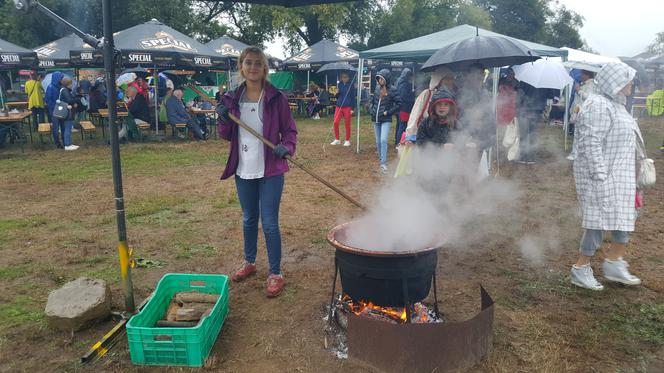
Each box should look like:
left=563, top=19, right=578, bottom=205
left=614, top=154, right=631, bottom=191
left=342, top=141, right=519, bottom=253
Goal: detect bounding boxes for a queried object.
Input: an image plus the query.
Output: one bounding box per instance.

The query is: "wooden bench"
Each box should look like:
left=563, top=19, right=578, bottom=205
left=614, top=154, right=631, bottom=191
left=37, top=122, right=51, bottom=144
left=79, top=121, right=96, bottom=142
left=173, top=123, right=188, bottom=139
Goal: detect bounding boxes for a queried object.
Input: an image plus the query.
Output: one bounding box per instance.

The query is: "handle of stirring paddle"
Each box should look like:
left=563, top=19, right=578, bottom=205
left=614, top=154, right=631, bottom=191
left=227, top=113, right=365, bottom=210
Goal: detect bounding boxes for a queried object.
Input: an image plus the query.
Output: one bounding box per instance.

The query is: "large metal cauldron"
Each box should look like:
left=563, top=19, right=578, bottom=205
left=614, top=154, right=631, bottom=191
left=327, top=222, right=439, bottom=307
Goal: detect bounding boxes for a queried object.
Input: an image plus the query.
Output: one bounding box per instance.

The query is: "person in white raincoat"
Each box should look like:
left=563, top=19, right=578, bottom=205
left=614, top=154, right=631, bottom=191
left=570, top=62, right=642, bottom=291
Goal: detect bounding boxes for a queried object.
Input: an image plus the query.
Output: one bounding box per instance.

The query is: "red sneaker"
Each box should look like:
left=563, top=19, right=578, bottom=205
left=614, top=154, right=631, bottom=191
left=266, top=274, right=285, bottom=298
left=231, top=261, right=256, bottom=282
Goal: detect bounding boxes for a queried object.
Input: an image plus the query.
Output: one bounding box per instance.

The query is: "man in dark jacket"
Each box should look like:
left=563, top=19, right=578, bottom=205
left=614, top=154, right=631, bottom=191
left=369, top=69, right=401, bottom=173
left=166, top=89, right=205, bottom=140
left=457, top=64, right=495, bottom=153
left=395, top=68, right=415, bottom=146
left=516, top=81, right=548, bottom=163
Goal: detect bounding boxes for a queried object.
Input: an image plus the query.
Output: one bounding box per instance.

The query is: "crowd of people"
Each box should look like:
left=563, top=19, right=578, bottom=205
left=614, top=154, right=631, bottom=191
left=4, top=44, right=651, bottom=297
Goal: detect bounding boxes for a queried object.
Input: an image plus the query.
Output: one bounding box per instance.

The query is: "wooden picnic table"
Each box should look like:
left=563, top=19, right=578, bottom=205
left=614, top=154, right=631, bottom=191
left=190, top=108, right=216, bottom=114
left=5, top=101, right=28, bottom=108
left=0, top=111, right=32, bottom=152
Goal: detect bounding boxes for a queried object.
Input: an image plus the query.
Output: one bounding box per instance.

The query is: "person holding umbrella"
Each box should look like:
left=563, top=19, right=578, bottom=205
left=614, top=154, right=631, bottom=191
left=369, top=69, right=401, bottom=174
left=570, top=62, right=643, bottom=290
left=216, top=46, right=298, bottom=298
left=330, top=71, right=356, bottom=146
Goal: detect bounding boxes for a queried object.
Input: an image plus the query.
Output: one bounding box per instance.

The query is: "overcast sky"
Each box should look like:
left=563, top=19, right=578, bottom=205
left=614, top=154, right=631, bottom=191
left=559, top=0, right=663, bottom=57
left=266, top=1, right=663, bottom=59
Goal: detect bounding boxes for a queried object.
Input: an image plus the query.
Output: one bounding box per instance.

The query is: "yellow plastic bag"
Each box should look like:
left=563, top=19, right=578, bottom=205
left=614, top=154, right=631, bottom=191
left=394, top=145, right=413, bottom=178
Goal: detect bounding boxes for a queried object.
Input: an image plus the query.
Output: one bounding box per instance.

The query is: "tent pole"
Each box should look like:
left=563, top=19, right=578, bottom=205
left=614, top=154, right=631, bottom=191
left=492, top=67, right=500, bottom=175
left=563, top=84, right=571, bottom=151
left=154, top=65, right=159, bottom=133
left=8, top=71, right=14, bottom=90
left=356, top=58, right=363, bottom=154
left=307, top=70, right=310, bottom=92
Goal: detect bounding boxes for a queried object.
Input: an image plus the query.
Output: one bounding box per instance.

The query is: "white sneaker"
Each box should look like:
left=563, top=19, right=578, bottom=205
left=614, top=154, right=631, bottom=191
left=570, top=264, right=604, bottom=290
left=343, top=140, right=351, bottom=147
left=379, top=164, right=388, bottom=174
left=64, top=145, right=79, bottom=151
left=330, top=139, right=341, bottom=145
left=602, top=259, right=641, bottom=285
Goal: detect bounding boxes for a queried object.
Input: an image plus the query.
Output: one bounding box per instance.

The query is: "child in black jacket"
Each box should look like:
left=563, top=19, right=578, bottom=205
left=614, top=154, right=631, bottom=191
left=416, top=89, right=459, bottom=147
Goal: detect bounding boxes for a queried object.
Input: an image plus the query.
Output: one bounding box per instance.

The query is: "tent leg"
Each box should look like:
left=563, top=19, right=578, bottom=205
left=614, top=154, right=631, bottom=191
left=492, top=67, right=500, bottom=175
left=307, top=70, right=310, bottom=93
left=154, top=65, right=158, bottom=134
left=563, top=84, right=571, bottom=151
left=356, top=58, right=363, bottom=154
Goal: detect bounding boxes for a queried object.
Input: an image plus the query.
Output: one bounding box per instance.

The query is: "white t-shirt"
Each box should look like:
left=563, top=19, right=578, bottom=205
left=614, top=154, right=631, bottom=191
left=236, top=98, right=265, bottom=179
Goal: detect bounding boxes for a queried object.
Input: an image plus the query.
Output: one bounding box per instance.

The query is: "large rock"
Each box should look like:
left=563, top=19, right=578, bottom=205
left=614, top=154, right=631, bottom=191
left=45, top=277, right=112, bottom=332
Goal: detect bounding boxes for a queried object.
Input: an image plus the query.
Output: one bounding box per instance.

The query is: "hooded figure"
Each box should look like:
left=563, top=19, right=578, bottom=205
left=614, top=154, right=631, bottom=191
left=369, top=69, right=401, bottom=123
left=403, top=67, right=455, bottom=143
left=574, top=62, right=641, bottom=232
left=416, top=89, right=458, bottom=147
left=396, top=68, right=415, bottom=113
left=44, top=71, right=64, bottom=119
left=570, top=62, right=644, bottom=291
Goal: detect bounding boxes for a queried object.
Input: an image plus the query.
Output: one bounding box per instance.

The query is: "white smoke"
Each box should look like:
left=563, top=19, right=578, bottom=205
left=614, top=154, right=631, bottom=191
left=342, top=140, right=519, bottom=252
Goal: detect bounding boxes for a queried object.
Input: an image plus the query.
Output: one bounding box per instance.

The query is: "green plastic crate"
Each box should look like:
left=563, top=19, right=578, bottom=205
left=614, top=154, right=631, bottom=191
left=127, top=273, right=229, bottom=367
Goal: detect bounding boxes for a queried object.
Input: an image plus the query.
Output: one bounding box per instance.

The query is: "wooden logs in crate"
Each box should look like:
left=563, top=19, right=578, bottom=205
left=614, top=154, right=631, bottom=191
left=158, top=291, right=219, bottom=327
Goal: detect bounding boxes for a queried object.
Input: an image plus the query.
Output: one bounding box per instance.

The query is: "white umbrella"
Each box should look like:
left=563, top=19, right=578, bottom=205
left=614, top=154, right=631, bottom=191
left=513, top=59, right=574, bottom=90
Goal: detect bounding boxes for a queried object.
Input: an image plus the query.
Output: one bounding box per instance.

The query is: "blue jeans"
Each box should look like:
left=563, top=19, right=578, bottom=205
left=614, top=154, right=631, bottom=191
left=374, top=121, right=391, bottom=166
left=235, top=174, right=284, bottom=274
left=395, top=118, right=407, bottom=146
left=580, top=229, right=630, bottom=256
left=52, top=117, right=73, bottom=146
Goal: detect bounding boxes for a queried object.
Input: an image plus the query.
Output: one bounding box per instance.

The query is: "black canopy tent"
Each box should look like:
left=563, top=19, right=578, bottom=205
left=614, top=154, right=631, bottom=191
left=70, top=19, right=229, bottom=131
left=70, top=19, right=228, bottom=70
left=1, top=37, right=38, bottom=108
left=33, top=33, right=100, bottom=69
left=283, top=39, right=359, bottom=91
left=205, top=35, right=282, bottom=88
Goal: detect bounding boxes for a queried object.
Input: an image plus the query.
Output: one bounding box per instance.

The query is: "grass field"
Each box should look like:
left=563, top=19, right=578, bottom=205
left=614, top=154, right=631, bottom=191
left=0, top=115, right=663, bottom=372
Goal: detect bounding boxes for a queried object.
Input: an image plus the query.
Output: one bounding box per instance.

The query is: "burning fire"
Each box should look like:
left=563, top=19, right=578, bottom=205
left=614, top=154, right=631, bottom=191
left=341, top=295, right=433, bottom=324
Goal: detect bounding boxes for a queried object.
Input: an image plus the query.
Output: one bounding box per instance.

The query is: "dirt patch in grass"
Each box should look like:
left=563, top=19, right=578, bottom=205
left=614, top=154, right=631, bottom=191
left=0, top=117, right=662, bottom=372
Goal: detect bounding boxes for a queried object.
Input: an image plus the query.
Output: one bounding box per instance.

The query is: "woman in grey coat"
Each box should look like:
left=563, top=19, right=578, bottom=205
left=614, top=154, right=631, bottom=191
left=570, top=62, right=643, bottom=290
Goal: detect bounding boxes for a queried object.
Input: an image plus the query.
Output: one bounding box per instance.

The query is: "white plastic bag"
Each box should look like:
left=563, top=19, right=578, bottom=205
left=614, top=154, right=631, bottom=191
left=477, top=150, right=489, bottom=181
left=502, top=118, right=518, bottom=148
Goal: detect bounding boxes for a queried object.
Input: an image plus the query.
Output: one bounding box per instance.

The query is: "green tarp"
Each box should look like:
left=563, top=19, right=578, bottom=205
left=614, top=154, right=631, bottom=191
left=360, top=24, right=568, bottom=62
left=269, top=71, right=293, bottom=90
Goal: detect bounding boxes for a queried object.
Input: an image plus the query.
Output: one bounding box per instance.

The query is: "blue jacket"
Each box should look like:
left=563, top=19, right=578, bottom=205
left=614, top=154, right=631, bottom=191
left=165, top=96, right=190, bottom=124
left=396, top=68, right=415, bottom=113
left=335, top=80, right=356, bottom=109
left=44, top=71, right=64, bottom=116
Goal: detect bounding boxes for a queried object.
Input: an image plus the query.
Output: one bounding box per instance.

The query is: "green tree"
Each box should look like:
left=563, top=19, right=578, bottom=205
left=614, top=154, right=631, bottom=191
left=476, top=0, right=549, bottom=42
left=539, top=5, right=585, bottom=48
left=648, top=31, right=664, bottom=54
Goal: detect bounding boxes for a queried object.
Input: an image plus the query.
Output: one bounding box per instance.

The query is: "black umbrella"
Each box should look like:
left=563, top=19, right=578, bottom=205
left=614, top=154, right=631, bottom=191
left=316, top=62, right=356, bottom=73
left=421, top=34, right=539, bottom=71
left=0, top=37, right=38, bottom=69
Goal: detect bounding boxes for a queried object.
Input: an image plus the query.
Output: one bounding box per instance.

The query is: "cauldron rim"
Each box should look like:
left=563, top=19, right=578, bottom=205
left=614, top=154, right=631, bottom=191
left=327, top=222, right=440, bottom=257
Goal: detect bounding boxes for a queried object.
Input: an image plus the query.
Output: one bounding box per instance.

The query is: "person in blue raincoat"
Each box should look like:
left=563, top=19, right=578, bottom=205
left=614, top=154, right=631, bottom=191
left=44, top=71, right=65, bottom=148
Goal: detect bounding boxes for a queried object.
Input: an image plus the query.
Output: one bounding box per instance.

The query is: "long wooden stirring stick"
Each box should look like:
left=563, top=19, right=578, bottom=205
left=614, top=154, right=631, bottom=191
left=187, top=84, right=366, bottom=210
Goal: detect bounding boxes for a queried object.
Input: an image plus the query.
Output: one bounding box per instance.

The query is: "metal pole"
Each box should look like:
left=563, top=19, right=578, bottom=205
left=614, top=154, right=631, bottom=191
left=153, top=65, right=158, bottom=133
left=102, top=0, right=135, bottom=313
left=492, top=67, right=500, bottom=175
left=563, top=84, right=571, bottom=151
left=356, top=58, right=363, bottom=154
left=306, top=70, right=310, bottom=92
